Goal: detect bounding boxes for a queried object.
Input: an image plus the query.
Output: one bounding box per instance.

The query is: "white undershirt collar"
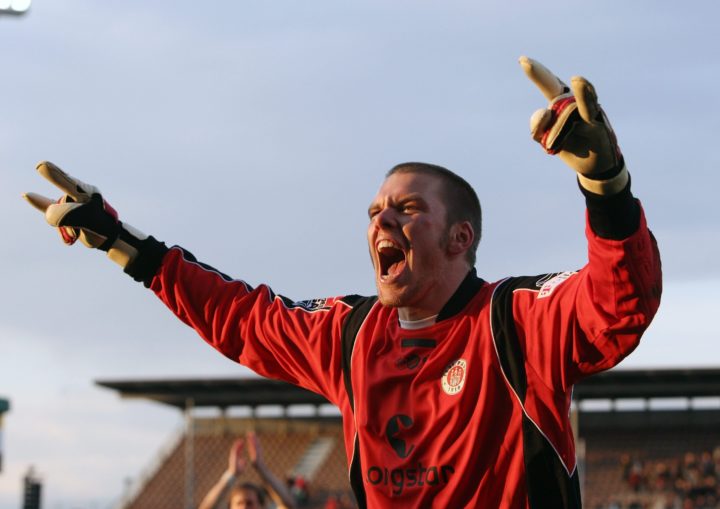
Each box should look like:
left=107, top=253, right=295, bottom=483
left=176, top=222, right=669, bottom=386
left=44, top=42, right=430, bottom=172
left=398, top=314, right=438, bottom=330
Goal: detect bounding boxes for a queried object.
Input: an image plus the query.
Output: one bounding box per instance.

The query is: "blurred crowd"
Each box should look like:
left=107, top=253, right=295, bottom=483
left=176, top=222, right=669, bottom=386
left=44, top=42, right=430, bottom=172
left=199, top=433, right=355, bottom=509
left=596, top=447, right=720, bottom=509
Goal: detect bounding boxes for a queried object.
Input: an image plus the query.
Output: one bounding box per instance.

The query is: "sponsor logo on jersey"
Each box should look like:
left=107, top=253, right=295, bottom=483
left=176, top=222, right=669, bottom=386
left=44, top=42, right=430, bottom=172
left=537, top=271, right=576, bottom=299
left=366, top=462, right=456, bottom=496
left=366, top=415, right=454, bottom=495
left=441, top=359, right=467, bottom=395
left=385, top=414, right=415, bottom=458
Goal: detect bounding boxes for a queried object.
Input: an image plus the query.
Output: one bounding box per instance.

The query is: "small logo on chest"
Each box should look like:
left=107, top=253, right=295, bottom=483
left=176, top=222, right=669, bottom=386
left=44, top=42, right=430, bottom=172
left=441, top=359, right=467, bottom=395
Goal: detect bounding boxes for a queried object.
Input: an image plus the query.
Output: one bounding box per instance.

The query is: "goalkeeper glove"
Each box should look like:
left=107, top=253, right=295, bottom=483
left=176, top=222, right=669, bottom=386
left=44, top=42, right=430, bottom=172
left=23, top=161, right=147, bottom=269
left=519, top=56, right=629, bottom=195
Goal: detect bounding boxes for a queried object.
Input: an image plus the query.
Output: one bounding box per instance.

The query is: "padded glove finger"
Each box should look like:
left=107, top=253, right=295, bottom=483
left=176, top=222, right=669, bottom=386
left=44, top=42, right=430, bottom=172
left=36, top=161, right=100, bottom=203
left=23, top=192, right=54, bottom=213
left=519, top=56, right=569, bottom=100
left=22, top=191, right=81, bottom=246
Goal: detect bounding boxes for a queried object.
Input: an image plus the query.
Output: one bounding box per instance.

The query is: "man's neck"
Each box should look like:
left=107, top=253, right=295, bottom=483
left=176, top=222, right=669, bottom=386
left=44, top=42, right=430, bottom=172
left=397, top=265, right=474, bottom=322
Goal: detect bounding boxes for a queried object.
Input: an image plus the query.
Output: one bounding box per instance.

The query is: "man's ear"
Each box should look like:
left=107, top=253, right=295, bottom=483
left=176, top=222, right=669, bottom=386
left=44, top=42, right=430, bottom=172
left=447, top=221, right=474, bottom=256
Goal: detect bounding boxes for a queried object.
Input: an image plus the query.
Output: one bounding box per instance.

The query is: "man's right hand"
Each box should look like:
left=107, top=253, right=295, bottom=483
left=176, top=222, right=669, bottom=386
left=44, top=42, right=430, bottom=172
left=228, top=438, right=247, bottom=476
left=24, top=161, right=148, bottom=269
left=24, top=161, right=122, bottom=250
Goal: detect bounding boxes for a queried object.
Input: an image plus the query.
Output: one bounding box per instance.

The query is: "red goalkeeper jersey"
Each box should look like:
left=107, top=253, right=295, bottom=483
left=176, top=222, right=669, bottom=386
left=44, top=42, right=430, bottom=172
left=147, top=204, right=661, bottom=508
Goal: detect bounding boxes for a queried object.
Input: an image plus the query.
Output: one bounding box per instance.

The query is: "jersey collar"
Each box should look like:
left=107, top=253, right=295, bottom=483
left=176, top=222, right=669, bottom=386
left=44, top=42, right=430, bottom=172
left=436, top=268, right=485, bottom=322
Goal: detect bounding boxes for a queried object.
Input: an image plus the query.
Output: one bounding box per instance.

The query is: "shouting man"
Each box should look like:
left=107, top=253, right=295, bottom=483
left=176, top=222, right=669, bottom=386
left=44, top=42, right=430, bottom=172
left=25, top=58, right=662, bottom=508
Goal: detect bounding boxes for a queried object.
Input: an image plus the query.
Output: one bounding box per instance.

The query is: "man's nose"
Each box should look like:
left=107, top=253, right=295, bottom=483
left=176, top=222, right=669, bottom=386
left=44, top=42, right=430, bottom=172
left=373, top=207, right=398, bottom=229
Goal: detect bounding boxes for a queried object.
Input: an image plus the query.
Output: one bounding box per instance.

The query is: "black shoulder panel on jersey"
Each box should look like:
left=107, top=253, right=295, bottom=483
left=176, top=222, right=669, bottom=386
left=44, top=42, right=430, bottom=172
left=437, top=268, right=485, bottom=322
left=339, top=294, right=377, bottom=509
left=491, top=275, right=582, bottom=509
left=340, top=294, right=373, bottom=308
left=340, top=295, right=378, bottom=411
left=123, top=235, right=169, bottom=287
left=490, top=276, right=534, bottom=401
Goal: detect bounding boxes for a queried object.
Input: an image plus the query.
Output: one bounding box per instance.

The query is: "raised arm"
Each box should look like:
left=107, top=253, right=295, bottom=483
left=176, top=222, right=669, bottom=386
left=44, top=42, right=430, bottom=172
left=514, top=57, right=662, bottom=384
left=247, top=432, right=296, bottom=509
left=198, top=439, right=246, bottom=509
left=23, top=162, right=357, bottom=406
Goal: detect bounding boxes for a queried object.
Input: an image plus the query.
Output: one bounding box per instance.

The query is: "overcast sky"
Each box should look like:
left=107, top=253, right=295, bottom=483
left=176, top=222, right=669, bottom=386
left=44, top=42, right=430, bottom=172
left=0, top=1, right=718, bottom=508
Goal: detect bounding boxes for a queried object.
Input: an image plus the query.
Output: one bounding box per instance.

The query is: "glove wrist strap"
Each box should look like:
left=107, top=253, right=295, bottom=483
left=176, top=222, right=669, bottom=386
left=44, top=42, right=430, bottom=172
left=577, top=165, right=629, bottom=196
left=107, top=223, right=148, bottom=269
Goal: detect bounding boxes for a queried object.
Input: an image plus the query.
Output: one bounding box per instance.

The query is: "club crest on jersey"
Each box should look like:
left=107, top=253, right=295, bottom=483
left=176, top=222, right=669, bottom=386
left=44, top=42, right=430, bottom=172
left=441, top=359, right=467, bottom=396
left=537, top=271, right=576, bottom=299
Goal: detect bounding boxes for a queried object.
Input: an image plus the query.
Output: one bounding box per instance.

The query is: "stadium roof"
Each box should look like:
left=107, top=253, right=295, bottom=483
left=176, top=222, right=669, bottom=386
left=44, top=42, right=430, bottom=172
left=96, top=377, right=328, bottom=409
left=572, top=367, right=720, bottom=400
left=96, top=367, right=720, bottom=410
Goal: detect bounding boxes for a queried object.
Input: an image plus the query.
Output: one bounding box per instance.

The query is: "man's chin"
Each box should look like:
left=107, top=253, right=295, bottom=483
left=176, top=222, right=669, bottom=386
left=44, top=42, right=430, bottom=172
left=377, top=294, right=403, bottom=308
left=376, top=284, right=410, bottom=308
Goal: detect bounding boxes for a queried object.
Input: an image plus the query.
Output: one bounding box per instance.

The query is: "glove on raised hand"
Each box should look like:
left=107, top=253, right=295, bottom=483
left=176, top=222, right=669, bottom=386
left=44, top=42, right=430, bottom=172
left=519, top=56, right=629, bottom=195
left=23, top=161, right=147, bottom=269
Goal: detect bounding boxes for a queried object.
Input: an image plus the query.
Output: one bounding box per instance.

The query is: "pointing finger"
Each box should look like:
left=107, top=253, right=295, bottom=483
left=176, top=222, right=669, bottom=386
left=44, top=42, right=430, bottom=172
left=22, top=192, right=54, bottom=213
left=519, top=56, right=568, bottom=101
left=36, top=161, right=88, bottom=201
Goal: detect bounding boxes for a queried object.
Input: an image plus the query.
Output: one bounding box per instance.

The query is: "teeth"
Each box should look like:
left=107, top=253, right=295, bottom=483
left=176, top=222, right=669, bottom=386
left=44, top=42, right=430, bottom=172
left=378, top=240, right=400, bottom=251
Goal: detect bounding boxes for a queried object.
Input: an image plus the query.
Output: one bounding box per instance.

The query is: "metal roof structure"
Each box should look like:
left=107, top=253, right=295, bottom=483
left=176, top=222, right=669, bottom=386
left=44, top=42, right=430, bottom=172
left=572, top=367, right=720, bottom=400
left=96, top=367, right=720, bottom=410
left=96, top=377, right=327, bottom=410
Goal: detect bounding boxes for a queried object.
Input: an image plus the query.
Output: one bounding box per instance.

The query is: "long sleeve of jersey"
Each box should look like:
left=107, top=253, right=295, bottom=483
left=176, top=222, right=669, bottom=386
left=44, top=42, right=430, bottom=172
left=507, top=181, right=662, bottom=394
left=478, top=182, right=661, bottom=508
left=147, top=249, right=354, bottom=405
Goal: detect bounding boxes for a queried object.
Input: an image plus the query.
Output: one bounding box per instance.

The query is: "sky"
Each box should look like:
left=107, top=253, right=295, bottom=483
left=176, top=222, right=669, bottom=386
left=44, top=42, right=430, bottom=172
left=0, top=1, right=718, bottom=507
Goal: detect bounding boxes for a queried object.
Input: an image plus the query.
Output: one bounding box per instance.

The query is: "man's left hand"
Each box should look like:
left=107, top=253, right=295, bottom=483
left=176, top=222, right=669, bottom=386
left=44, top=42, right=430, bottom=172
left=519, top=56, right=629, bottom=195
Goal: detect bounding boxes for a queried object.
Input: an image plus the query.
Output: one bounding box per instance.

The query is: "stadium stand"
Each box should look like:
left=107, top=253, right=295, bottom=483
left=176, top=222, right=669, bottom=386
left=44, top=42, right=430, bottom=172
left=117, top=418, right=348, bottom=509
left=582, top=410, right=720, bottom=508
left=98, top=368, right=720, bottom=509
left=99, top=379, right=353, bottom=509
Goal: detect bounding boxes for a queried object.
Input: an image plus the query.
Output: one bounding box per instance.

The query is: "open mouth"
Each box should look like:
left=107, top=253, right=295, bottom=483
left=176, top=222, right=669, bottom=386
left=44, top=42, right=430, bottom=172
left=378, top=240, right=407, bottom=280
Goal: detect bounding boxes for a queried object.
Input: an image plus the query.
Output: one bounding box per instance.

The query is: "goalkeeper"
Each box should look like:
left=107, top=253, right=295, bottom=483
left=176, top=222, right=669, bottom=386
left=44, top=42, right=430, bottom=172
left=25, top=58, right=662, bottom=508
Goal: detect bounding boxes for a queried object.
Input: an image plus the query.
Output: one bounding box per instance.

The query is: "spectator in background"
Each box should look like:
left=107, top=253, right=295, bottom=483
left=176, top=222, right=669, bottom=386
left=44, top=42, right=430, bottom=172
left=323, top=493, right=356, bottom=509
left=699, top=451, right=715, bottom=478
left=618, top=446, right=720, bottom=508
left=288, top=475, right=310, bottom=507
left=199, top=432, right=296, bottom=509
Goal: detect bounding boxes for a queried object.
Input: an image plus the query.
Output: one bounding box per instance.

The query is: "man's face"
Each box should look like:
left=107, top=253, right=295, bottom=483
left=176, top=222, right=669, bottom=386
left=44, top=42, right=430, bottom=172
left=230, top=489, right=261, bottom=509
left=367, top=172, right=451, bottom=311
